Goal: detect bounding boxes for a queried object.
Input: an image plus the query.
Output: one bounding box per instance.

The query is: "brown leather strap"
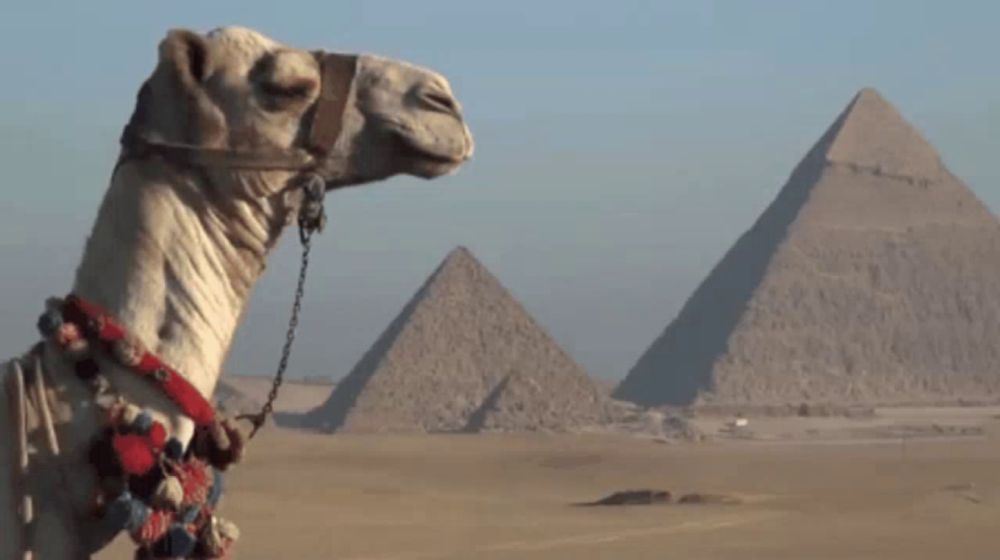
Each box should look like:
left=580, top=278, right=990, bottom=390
left=120, top=125, right=316, bottom=171
left=117, top=52, right=358, bottom=179
left=307, top=52, right=358, bottom=156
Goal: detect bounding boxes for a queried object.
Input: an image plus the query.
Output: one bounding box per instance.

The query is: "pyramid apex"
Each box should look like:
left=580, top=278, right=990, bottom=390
left=809, top=87, right=946, bottom=181
left=854, top=86, right=883, bottom=99
left=439, top=245, right=482, bottom=270
left=447, top=245, right=474, bottom=258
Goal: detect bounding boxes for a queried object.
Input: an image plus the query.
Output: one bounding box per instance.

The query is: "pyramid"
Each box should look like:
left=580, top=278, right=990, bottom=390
left=302, top=247, right=615, bottom=433
left=615, top=88, right=1000, bottom=407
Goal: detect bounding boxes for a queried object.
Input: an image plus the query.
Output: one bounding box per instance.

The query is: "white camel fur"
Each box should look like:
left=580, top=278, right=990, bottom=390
left=0, top=26, right=472, bottom=559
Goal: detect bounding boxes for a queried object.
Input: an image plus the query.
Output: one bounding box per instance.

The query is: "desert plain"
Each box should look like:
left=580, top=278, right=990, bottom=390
left=98, top=399, right=1000, bottom=560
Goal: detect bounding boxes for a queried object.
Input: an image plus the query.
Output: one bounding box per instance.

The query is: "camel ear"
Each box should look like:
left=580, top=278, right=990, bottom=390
left=159, top=29, right=212, bottom=85
left=150, top=29, right=225, bottom=146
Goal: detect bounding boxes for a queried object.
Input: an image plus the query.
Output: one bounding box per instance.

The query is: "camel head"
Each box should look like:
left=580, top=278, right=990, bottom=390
left=126, top=26, right=473, bottom=188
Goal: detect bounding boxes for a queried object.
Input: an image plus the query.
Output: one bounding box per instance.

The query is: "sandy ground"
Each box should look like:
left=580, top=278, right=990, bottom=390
left=96, top=407, right=1000, bottom=560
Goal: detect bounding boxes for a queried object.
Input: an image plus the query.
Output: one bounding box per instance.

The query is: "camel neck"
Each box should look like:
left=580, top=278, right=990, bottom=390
left=70, top=160, right=294, bottom=399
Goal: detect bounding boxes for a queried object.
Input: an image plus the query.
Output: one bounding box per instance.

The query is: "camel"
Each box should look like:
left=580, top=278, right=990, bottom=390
left=0, top=26, right=472, bottom=559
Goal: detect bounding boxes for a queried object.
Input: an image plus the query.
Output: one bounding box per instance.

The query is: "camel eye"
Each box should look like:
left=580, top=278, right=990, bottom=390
left=259, top=79, right=315, bottom=99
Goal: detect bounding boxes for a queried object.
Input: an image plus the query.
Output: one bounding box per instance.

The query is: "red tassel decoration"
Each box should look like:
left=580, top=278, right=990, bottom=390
left=147, top=422, right=167, bottom=451
left=113, top=434, right=156, bottom=476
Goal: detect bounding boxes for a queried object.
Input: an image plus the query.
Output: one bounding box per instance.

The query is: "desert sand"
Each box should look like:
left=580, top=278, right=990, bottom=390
left=97, top=407, right=1000, bottom=560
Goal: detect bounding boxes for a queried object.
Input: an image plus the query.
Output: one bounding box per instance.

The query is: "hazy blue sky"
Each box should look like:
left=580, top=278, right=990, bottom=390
left=1, top=1, right=998, bottom=381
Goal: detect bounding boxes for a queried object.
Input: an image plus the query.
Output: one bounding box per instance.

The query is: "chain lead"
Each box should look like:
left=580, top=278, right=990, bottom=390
left=240, top=174, right=327, bottom=438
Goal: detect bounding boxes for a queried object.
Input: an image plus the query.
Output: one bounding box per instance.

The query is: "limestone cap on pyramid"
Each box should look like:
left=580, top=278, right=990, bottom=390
left=807, top=87, right=947, bottom=181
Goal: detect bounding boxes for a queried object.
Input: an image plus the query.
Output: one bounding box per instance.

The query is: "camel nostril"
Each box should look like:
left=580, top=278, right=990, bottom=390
left=420, top=90, right=460, bottom=115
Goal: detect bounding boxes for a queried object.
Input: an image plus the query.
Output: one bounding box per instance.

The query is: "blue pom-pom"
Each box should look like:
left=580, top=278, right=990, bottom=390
left=178, top=505, right=201, bottom=525
left=132, top=412, right=153, bottom=435
left=102, top=491, right=149, bottom=533
left=36, top=309, right=63, bottom=337
left=207, top=468, right=224, bottom=508
left=153, top=524, right=197, bottom=558
left=164, top=438, right=184, bottom=461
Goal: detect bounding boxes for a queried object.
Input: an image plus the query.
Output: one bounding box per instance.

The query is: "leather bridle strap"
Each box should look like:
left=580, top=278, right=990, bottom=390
left=118, top=52, right=359, bottom=177
left=306, top=52, right=358, bottom=158
left=120, top=125, right=315, bottom=171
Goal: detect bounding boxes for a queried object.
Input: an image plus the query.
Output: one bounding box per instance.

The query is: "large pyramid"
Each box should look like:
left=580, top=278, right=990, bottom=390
left=302, top=247, right=616, bottom=433
left=616, top=88, right=1000, bottom=407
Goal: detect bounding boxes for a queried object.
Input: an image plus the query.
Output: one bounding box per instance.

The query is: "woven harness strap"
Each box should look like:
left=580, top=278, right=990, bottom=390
left=61, top=296, right=217, bottom=426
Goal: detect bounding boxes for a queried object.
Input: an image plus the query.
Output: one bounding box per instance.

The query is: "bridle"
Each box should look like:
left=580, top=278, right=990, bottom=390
left=121, top=51, right=357, bottom=175
left=119, top=51, right=361, bottom=437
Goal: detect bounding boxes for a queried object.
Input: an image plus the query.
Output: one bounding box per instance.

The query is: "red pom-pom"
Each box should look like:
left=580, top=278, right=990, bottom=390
left=147, top=421, right=167, bottom=450
left=132, top=509, right=173, bottom=546
left=174, top=459, right=212, bottom=507
left=113, top=434, right=156, bottom=476
left=55, top=322, right=83, bottom=348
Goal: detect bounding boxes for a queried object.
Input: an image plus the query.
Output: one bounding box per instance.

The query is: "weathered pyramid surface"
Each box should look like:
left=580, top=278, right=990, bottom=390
left=615, top=88, right=1000, bottom=407
left=303, top=247, right=617, bottom=433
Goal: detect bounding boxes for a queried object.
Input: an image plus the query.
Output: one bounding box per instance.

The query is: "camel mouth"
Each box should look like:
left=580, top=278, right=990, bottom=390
left=391, top=131, right=471, bottom=178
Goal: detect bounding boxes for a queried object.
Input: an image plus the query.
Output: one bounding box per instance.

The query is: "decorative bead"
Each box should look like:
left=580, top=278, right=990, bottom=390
left=132, top=411, right=153, bottom=434
left=164, top=438, right=184, bottom=461
left=94, top=390, right=119, bottom=411
left=174, top=458, right=212, bottom=507
left=152, top=525, right=197, bottom=559
left=199, top=515, right=240, bottom=558
left=36, top=308, right=63, bottom=337
left=133, top=510, right=172, bottom=548
left=207, top=468, right=223, bottom=508
left=113, top=434, right=156, bottom=476
left=178, top=505, right=200, bottom=525
left=55, top=322, right=90, bottom=356
left=55, top=321, right=81, bottom=344
left=147, top=422, right=167, bottom=450
left=74, top=358, right=101, bottom=381
left=152, top=475, right=184, bottom=511
left=121, top=404, right=143, bottom=428
left=102, top=491, right=149, bottom=534
left=112, top=335, right=145, bottom=368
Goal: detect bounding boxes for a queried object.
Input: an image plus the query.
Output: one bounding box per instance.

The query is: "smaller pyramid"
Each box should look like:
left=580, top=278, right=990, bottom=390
left=302, top=247, right=615, bottom=433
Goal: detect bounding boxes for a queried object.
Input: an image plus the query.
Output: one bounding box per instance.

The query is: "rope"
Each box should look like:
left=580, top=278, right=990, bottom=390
left=31, top=355, right=60, bottom=456
left=8, top=360, right=33, bottom=559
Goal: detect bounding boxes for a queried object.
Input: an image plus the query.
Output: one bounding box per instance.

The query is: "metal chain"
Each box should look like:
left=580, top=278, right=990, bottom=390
left=240, top=174, right=327, bottom=438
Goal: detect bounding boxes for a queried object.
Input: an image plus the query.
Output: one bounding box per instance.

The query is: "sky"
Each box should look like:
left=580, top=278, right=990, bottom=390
left=0, top=1, right=998, bottom=382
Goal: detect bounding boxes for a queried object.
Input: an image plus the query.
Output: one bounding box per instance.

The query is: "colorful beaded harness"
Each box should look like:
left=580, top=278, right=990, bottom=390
left=38, top=295, right=243, bottom=558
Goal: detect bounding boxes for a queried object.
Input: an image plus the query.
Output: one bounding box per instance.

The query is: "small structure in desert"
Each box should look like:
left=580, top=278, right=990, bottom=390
left=616, top=88, right=1000, bottom=408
